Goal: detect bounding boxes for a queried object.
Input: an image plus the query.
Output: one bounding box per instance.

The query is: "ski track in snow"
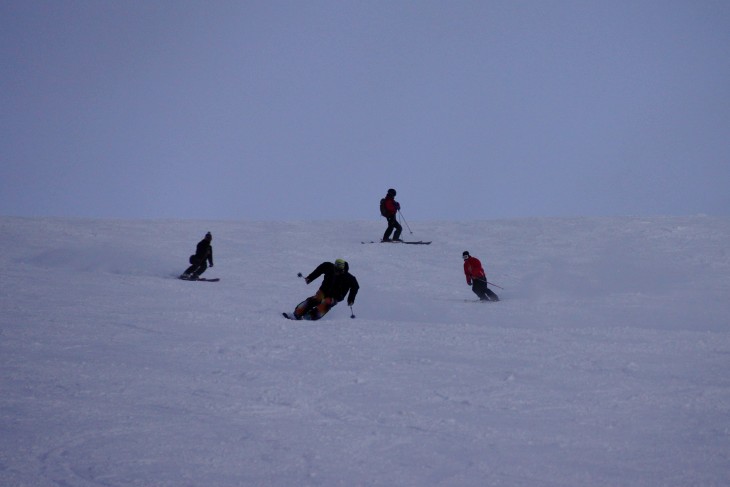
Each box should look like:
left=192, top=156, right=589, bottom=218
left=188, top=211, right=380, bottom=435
left=1, top=216, right=729, bottom=486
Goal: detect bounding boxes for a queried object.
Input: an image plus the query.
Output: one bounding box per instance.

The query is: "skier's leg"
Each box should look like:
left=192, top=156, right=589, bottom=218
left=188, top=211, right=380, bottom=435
left=383, top=219, right=394, bottom=241
left=191, top=261, right=207, bottom=278
left=303, top=296, right=335, bottom=321
left=392, top=220, right=403, bottom=241
left=486, top=288, right=500, bottom=301
left=472, top=279, right=489, bottom=300
left=182, top=256, right=200, bottom=277
left=294, top=290, right=325, bottom=319
left=294, top=297, right=316, bottom=319
left=471, top=284, right=487, bottom=300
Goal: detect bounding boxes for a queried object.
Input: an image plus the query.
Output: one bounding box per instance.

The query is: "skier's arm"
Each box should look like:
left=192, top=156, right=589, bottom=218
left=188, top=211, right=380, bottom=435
left=346, top=276, right=359, bottom=305
left=305, top=262, right=329, bottom=284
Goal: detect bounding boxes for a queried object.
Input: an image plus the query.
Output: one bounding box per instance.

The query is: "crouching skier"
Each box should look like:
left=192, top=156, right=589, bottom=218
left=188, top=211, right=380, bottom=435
left=288, top=259, right=359, bottom=320
left=180, top=232, right=213, bottom=280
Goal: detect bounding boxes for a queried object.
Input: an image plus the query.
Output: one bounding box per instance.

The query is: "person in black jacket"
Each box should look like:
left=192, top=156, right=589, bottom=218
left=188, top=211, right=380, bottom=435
left=289, top=259, right=359, bottom=320
left=180, top=232, right=214, bottom=280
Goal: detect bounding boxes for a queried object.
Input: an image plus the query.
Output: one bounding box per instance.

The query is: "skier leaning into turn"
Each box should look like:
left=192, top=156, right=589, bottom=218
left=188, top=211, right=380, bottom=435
left=289, top=259, right=359, bottom=320
left=180, top=232, right=214, bottom=280
left=462, top=251, right=499, bottom=302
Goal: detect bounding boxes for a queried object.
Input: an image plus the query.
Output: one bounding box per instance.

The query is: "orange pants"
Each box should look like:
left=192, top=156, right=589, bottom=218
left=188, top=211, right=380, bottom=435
left=294, top=290, right=336, bottom=320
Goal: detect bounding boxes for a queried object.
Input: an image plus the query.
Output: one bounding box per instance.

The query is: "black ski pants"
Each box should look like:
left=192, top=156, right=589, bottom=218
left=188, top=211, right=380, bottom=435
left=383, top=216, right=402, bottom=241
left=184, top=255, right=208, bottom=278
left=472, top=277, right=499, bottom=301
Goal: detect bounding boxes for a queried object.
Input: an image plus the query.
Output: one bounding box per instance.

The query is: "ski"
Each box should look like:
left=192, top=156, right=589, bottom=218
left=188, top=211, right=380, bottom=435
left=361, top=240, right=432, bottom=245
left=179, top=276, right=220, bottom=282
left=282, top=312, right=299, bottom=320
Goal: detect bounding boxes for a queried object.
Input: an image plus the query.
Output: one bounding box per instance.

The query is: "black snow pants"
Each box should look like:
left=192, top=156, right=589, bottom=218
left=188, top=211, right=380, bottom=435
left=472, top=277, right=499, bottom=301
left=184, top=255, right=208, bottom=278
left=383, top=216, right=402, bottom=241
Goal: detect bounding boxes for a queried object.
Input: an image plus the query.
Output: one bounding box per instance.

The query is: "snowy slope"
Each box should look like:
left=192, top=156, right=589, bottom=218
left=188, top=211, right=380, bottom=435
left=1, top=216, right=729, bottom=486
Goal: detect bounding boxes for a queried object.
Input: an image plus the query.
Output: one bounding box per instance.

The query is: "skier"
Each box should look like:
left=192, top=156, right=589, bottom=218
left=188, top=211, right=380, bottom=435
left=288, top=259, right=359, bottom=320
left=180, top=232, right=214, bottom=280
left=462, top=251, right=499, bottom=302
left=381, top=188, right=402, bottom=242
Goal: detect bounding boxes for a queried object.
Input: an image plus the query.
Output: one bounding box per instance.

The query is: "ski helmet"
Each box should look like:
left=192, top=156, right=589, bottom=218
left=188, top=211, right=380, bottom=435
left=334, top=258, right=347, bottom=271
left=462, top=251, right=470, bottom=260
left=387, top=188, right=396, bottom=197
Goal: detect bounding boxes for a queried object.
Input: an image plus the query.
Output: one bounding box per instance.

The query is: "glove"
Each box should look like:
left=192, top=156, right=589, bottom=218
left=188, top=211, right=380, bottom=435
left=304, top=277, right=311, bottom=284
left=347, top=300, right=354, bottom=307
left=467, top=281, right=472, bottom=286
left=210, top=263, right=214, bottom=267
left=395, top=202, right=401, bottom=210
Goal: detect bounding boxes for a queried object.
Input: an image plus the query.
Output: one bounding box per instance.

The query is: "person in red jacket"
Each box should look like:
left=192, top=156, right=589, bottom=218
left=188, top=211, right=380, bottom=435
left=381, top=188, right=402, bottom=242
left=462, top=251, right=499, bottom=301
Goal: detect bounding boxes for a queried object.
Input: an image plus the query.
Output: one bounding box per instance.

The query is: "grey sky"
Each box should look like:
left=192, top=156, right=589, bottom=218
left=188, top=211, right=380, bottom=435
left=2, top=1, right=728, bottom=220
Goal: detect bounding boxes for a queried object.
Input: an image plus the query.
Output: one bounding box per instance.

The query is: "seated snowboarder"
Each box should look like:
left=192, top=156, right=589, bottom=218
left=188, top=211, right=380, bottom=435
left=180, top=232, right=214, bottom=280
left=381, top=188, right=402, bottom=242
left=462, top=251, right=499, bottom=301
left=288, top=259, right=359, bottom=320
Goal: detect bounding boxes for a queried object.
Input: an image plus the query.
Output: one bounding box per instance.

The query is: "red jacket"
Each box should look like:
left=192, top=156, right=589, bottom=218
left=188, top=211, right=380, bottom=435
left=382, top=195, right=400, bottom=217
left=463, top=256, right=486, bottom=284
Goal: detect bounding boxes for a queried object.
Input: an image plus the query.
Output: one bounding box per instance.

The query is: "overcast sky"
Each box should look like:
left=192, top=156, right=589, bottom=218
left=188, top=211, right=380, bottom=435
left=2, top=1, right=728, bottom=221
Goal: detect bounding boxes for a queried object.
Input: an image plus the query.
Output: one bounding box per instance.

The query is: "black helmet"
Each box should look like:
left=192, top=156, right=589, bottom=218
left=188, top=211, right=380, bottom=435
left=205, top=232, right=212, bottom=240
left=387, top=188, right=396, bottom=197
left=462, top=251, right=470, bottom=259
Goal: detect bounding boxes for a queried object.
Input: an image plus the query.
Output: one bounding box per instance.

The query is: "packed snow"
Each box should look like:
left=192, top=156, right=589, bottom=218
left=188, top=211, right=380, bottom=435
left=1, top=216, right=729, bottom=486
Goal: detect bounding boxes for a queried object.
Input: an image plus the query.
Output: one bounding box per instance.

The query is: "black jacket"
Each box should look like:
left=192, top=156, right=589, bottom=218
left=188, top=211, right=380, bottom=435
left=306, top=262, right=359, bottom=304
left=194, top=238, right=213, bottom=266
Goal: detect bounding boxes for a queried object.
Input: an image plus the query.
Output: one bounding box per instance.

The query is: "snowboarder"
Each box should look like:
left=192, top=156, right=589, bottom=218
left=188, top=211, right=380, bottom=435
left=180, top=232, right=214, bottom=280
left=462, top=251, right=499, bottom=302
left=288, top=259, right=359, bottom=320
left=381, top=188, right=402, bottom=242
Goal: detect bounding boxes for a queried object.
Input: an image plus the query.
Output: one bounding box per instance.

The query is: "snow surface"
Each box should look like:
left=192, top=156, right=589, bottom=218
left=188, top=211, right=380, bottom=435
left=1, top=216, right=729, bottom=487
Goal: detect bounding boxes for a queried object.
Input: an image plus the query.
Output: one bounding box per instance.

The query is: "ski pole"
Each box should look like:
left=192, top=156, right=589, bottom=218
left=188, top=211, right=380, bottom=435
left=477, top=277, right=503, bottom=290
left=398, top=210, right=413, bottom=234
left=349, top=305, right=356, bottom=319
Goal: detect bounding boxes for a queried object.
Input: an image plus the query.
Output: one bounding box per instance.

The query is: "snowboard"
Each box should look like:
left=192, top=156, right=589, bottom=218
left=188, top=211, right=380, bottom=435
left=179, top=276, right=220, bottom=282
left=361, top=240, right=432, bottom=245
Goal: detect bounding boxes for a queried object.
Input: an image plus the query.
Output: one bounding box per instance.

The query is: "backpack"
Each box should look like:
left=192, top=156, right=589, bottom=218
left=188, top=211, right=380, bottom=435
left=379, top=198, right=388, bottom=217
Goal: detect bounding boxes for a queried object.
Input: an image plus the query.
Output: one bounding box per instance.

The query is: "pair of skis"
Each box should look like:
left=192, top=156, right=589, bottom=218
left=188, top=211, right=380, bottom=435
left=179, top=276, right=220, bottom=282
left=361, top=240, right=431, bottom=245
left=282, top=306, right=355, bottom=320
